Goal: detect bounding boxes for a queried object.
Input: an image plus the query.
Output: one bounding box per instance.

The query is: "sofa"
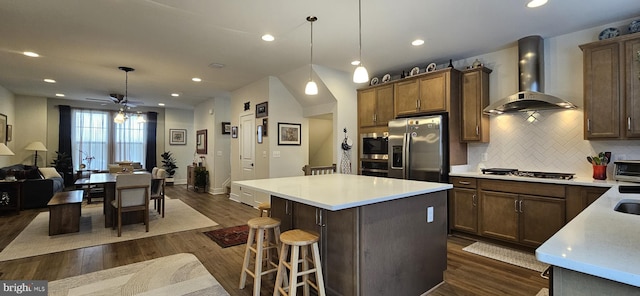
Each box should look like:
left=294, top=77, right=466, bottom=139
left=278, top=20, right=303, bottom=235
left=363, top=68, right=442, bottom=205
left=0, top=164, right=65, bottom=209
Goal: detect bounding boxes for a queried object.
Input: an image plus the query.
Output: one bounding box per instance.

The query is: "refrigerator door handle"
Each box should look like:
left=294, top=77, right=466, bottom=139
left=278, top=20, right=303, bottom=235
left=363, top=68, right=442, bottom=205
left=403, top=132, right=410, bottom=179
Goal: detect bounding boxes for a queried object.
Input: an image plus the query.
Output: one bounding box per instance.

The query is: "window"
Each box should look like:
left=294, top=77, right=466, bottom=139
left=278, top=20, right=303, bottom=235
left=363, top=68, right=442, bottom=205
left=71, top=109, right=146, bottom=170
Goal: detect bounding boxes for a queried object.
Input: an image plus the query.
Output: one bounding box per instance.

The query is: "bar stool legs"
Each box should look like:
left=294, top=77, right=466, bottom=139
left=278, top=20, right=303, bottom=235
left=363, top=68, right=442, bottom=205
left=239, top=217, right=282, bottom=296
left=274, top=229, right=326, bottom=296
left=258, top=202, right=271, bottom=217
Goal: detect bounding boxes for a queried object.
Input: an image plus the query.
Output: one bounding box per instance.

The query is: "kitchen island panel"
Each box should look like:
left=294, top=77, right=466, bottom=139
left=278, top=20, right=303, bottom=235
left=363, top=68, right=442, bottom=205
left=360, top=190, right=447, bottom=296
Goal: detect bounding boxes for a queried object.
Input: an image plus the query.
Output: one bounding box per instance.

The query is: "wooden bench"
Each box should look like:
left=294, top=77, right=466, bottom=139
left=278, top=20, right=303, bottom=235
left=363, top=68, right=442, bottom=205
left=47, top=190, right=83, bottom=236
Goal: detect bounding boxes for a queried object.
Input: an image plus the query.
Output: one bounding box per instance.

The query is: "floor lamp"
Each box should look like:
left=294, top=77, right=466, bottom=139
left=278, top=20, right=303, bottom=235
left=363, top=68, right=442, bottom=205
left=25, top=141, right=47, bottom=167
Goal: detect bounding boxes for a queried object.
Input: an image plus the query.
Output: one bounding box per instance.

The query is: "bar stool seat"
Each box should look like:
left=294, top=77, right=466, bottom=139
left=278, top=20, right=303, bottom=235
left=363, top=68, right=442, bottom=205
left=239, top=217, right=282, bottom=296
left=274, top=229, right=326, bottom=296
left=258, top=202, right=271, bottom=217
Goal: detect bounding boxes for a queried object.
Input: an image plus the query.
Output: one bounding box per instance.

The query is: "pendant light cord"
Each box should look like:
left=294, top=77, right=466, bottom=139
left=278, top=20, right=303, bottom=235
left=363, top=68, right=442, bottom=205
left=358, top=0, right=362, bottom=64
left=310, top=19, right=314, bottom=80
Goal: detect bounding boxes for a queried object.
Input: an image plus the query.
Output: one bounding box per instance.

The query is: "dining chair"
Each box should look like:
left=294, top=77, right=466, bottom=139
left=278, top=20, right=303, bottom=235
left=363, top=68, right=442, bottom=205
left=150, top=168, right=167, bottom=217
left=302, top=164, right=337, bottom=175
left=111, top=173, right=151, bottom=237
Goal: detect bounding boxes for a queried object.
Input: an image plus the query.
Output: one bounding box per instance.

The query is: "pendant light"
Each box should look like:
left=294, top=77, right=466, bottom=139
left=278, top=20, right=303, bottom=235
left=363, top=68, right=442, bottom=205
left=114, top=66, right=134, bottom=124
left=353, top=0, right=369, bottom=83
left=305, top=16, right=318, bottom=95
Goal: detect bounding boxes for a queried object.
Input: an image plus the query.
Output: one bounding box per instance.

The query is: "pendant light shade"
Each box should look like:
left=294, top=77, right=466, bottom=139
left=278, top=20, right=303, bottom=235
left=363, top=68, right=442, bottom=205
left=353, top=65, right=369, bottom=83
left=305, top=80, right=318, bottom=95
left=353, top=0, right=369, bottom=83
left=305, top=16, right=318, bottom=95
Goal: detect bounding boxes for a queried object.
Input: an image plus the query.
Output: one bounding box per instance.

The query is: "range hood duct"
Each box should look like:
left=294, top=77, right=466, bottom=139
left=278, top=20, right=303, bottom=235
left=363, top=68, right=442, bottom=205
left=483, top=35, right=576, bottom=115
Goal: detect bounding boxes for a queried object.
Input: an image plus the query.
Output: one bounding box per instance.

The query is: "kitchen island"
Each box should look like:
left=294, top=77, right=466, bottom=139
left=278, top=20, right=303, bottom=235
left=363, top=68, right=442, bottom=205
left=234, top=174, right=452, bottom=296
left=536, top=185, right=640, bottom=295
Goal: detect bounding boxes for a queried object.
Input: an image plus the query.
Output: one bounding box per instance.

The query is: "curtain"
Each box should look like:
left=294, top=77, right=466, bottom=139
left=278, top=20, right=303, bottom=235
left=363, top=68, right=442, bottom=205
left=58, top=105, right=74, bottom=186
left=145, top=112, right=158, bottom=170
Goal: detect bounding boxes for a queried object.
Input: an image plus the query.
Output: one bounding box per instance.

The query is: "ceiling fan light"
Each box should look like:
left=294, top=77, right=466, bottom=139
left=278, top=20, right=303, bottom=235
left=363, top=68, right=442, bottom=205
left=305, top=80, right=318, bottom=95
left=353, top=65, right=369, bottom=83
left=114, top=111, right=125, bottom=124
left=136, top=113, right=146, bottom=123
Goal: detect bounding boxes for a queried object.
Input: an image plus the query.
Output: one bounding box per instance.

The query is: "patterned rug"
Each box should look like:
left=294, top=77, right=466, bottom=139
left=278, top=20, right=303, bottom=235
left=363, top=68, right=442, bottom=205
left=462, top=241, right=549, bottom=272
left=0, top=199, right=218, bottom=261
left=48, top=253, right=229, bottom=296
left=203, top=225, right=249, bottom=248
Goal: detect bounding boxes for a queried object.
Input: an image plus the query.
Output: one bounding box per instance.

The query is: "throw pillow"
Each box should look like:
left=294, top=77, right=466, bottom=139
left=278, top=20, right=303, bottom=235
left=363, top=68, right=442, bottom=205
left=39, top=167, right=62, bottom=179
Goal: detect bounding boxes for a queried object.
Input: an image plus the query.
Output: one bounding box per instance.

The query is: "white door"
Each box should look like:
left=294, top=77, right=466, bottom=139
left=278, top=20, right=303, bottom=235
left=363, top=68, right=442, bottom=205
left=239, top=114, right=255, bottom=205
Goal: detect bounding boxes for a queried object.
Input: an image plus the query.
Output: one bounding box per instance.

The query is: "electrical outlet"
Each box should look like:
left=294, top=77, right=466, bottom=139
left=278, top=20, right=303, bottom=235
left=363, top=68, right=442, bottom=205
left=273, top=151, right=281, bottom=158
left=426, top=206, right=434, bottom=223
left=481, top=153, right=488, bottom=162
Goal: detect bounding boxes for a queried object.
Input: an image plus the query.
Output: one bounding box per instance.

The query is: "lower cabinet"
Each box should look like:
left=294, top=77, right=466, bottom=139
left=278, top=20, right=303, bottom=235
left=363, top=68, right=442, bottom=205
left=565, top=185, right=609, bottom=222
left=451, top=177, right=569, bottom=247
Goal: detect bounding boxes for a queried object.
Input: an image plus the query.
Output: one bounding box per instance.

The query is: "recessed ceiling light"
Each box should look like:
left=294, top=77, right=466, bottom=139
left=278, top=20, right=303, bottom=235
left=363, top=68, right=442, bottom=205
left=171, top=93, right=179, bottom=97
left=44, top=79, right=56, bottom=83
left=411, top=39, right=424, bottom=46
left=261, top=34, right=275, bottom=42
left=23, top=51, right=39, bottom=57
left=158, top=103, right=165, bottom=106
left=209, top=63, right=225, bottom=69
left=55, top=93, right=65, bottom=97
left=527, top=0, right=548, bottom=8
left=192, top=77, right=202, bottom=82
left=351, top=60, right=361, bottom=66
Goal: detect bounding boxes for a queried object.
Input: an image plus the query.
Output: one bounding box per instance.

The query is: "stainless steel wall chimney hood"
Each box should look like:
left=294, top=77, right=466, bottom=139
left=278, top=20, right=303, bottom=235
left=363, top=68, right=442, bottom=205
left=483, top=35, right=576, bottom=115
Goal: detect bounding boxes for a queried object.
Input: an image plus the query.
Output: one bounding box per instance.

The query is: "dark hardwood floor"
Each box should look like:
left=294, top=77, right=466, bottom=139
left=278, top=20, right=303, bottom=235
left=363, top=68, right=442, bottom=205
left=0, top=185, right=548, bottom=295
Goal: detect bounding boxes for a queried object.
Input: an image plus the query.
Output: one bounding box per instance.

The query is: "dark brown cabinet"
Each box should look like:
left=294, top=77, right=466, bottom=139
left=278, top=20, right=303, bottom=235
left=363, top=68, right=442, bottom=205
left=451, top=177, right=568, bottom=247
left=461, top=67, right=491, bottom=142
left=0, top=180, right=22, bottom=214
left=449, top=177, right=478, bottom=234
left=478, top=180, right=565, bottom=247
left=565, top=185, right=609, bottom=222
left=581, top=34, right=640, bottom=139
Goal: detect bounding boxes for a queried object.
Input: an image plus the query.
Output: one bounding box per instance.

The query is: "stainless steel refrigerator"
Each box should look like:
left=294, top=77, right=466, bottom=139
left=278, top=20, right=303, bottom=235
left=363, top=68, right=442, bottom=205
left=388, top=115, right=449, bottom=182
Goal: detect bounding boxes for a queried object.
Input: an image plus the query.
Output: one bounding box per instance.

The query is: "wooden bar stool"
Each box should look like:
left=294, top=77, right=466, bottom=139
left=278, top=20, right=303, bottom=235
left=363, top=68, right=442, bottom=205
left=239, top=217, right=282, bottom=296
left=258, top=202, right=271, bottom=217
left=274, top=229, right=326, bottom=296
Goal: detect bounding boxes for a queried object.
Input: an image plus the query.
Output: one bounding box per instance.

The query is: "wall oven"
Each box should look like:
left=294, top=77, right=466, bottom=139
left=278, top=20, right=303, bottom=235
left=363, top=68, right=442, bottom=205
left=360, top=132, right=388, bottom=160
left=360, top=160, right=388, bottom=177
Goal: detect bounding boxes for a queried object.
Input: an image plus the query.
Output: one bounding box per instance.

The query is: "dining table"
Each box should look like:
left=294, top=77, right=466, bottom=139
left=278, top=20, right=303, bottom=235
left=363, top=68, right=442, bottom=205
left=89, top=172, right=151, bottom=228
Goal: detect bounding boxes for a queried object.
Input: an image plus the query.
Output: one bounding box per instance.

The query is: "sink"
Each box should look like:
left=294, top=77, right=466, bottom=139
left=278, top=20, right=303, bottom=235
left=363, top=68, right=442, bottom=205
left=614, top=200, right=640, bottom=215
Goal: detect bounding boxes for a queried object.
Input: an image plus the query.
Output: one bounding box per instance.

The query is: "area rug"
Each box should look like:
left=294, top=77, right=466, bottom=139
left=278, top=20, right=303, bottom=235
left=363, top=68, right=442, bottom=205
left=536, top=288, right=549, bottom=296
left=48, top=253, right=230, bottom=296
left=203, top=225, right=249, bottom=248
left=462, top=241, right=549, bottom=272
left=0, top=199, right=218, bottom=262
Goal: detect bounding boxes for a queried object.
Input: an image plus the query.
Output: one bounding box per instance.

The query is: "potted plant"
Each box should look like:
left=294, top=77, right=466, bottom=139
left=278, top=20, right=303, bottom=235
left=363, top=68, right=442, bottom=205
left=160, top=151, right=178, bottom=185
left=51, top=151, right=73, bottom=186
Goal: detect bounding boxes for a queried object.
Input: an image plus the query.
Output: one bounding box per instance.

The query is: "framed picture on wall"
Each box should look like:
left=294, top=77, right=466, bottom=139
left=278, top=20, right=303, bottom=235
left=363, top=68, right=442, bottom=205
left=196, top=129, right=207, bottom=154
left=169, top=129, right=187, bottom=145
left=221, top=122, right=231, bottom=134
left=277, top=122, right=301, bottom=145
left=256, top=102, right=268, bottom=118
left=0, top=113, right=7, bottom=144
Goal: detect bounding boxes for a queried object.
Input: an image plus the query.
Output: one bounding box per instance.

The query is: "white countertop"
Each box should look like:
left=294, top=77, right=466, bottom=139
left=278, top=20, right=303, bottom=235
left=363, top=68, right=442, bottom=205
left=233, top=174, right=452, bottom=211
left=536, top=185, right=640, bottom=287
left=450, top=171, right=621, bottom=187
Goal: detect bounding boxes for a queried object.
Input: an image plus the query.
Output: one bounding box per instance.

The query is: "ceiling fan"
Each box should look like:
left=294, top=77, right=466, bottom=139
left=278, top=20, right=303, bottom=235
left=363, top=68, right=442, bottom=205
left=85, top=94, right=144, bottom=107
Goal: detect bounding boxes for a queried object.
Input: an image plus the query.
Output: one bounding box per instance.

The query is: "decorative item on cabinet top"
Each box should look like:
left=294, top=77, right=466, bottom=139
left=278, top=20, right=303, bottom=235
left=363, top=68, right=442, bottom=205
left=630, top=20, right=640, bottom=34
left=599, top=27, right=620, bottom=40
left=370, top=77, right=379, bottom=86
left=382, top=74, right=391, bottom=83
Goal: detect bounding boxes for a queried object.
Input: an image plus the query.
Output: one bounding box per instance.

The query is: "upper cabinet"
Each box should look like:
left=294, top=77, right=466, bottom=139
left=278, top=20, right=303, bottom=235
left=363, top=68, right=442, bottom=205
left=461, top=67, right=492, bottom=142
left=357, top=84, right=394, bottom=128
left=581, top=34, right=640, bottom=139
left=394, top=68, right=460, bottom=118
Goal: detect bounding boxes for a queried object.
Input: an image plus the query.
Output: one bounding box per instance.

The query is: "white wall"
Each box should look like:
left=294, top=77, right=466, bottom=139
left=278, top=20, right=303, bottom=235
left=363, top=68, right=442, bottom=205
left=164, top=108, right=195, bottom=184
left=16, top=96, right=48, bottom=166
left=460, top=17, right=640, bottom=179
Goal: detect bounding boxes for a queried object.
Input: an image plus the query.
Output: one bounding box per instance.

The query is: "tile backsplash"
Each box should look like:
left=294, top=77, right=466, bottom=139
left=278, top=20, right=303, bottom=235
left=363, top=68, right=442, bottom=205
left=465, top=109, right=640, bottom=178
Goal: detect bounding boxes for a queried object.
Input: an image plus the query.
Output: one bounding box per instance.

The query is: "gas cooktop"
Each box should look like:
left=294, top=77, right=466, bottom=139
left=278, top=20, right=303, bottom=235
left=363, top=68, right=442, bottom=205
left=481, top=168, right=575, bottom=180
